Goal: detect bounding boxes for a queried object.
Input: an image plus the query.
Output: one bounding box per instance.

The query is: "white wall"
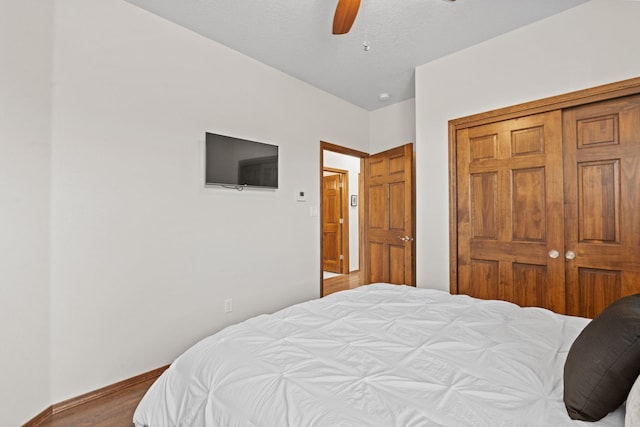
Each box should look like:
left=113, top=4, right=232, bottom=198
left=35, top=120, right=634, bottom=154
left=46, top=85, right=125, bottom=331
left=0, top=1, right=53, bottom=425
left=415, top=0, right=640, bottom=291
left=48, top=0, right=369, bottom=403
left=369, top=98, right=416, bottom=153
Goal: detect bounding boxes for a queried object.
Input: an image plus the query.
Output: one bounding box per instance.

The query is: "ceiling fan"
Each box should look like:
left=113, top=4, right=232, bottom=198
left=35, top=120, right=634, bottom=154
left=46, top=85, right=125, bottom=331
left=332, top=0, right=456, bottom=35
left=332, top=0, right=361, bottom=35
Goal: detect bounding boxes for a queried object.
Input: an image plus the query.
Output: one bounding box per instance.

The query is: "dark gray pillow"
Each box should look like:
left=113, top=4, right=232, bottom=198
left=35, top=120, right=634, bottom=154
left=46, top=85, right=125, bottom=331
left=563, top=293, right=640, bottom=421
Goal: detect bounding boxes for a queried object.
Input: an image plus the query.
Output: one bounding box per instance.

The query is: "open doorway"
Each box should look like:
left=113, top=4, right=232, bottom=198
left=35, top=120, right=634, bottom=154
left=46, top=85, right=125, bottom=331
left=322, top=168, right=349, bottom=275
left=320, top=142, right=368, bottom=296
left=320, top=141, right=416, bottom=297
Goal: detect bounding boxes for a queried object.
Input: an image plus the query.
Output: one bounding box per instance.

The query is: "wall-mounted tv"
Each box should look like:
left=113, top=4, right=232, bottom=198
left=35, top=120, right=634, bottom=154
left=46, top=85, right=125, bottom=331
left=205, top=132, right=278, bottom=189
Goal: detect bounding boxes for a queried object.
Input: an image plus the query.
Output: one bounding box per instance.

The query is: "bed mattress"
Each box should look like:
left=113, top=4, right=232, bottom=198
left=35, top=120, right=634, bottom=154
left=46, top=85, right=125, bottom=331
left=133, top=284, right=625, bottom=426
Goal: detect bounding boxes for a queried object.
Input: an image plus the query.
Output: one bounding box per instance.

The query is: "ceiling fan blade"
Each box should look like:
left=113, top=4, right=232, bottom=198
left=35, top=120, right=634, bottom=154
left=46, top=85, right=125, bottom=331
left=332, top=0, right=361, bottom=35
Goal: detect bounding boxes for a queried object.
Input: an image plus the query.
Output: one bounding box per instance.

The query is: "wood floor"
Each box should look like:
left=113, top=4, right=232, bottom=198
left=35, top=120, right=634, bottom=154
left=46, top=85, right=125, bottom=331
left=323, top=270, right=363, bottom=296
left=36, top=377, right=155, bottom=427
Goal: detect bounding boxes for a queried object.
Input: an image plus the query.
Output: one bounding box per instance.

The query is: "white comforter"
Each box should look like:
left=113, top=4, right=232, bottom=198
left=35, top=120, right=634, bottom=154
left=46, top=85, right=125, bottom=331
left=134, top=284, right=625, bottom=426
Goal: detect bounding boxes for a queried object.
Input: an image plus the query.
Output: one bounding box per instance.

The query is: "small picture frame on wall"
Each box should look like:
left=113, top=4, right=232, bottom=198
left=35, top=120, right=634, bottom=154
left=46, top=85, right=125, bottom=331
left=351, top=195, right=357, bottom=206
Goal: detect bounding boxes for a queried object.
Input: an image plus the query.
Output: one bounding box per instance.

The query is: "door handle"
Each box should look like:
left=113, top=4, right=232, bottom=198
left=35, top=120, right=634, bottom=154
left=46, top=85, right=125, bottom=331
left=549, top=249, right=576, bottom=260
left=399, top=236, right=414, bottom=242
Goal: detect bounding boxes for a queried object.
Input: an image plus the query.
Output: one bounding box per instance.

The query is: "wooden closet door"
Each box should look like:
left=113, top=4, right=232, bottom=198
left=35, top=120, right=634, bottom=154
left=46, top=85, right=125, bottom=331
left=456, top=111, right=566, bottom=312
left=563, top=94, right=640, bottom=318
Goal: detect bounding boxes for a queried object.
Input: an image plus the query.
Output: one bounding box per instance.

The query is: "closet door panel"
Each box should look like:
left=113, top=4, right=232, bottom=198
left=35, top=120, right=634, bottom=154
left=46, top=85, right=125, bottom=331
left=509, top=263, right=547, bottom=308
left=512, top=167, right=546, bottom=241
left=470, top=172, right=498, bottom=239
left=576, top=268, right=622, bottom=319
left=456, top=111, right=565, bottom=312
left=563, top=94, right=640, bottom=317
left=468, top=259, right=500, bottom=300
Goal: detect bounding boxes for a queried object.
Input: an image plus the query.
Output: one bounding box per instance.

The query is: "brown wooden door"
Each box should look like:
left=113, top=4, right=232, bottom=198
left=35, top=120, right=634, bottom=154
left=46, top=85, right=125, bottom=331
left=365, top=143, right=415, bottom=286
left=322, top=174, right=342, bottom=273
left=563, top=94, right=640, bottom=317
left=456, top=111, right=566, bottom=312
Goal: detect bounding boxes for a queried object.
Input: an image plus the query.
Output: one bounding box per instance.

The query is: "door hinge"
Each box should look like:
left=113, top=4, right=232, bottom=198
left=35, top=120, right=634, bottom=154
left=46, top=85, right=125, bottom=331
left=339, top=218, right=343, bottom=224
left=340, top=255, right=344, bottom=260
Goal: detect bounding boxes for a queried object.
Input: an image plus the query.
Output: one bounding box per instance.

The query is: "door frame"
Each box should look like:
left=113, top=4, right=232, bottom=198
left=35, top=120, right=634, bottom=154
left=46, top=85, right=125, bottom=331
left=320, top=141, right=368, bottom=296
left=323, top=167, right=350, bottom=274
left=448, top=76, right=640, bottom=295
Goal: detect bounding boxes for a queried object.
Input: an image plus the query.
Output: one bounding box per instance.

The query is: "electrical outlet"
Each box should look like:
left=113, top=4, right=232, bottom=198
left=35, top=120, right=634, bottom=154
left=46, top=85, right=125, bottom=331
left=224, top=298, right=233, bottom=313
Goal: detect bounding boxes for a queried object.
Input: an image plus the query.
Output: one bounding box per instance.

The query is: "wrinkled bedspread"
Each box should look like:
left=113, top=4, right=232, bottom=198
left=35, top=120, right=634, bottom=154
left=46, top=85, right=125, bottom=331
left=134, top=284, right=624, bottom=426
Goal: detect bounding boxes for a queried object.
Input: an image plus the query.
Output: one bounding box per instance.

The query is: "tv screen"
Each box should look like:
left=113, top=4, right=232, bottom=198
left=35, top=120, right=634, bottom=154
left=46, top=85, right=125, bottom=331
left=205, top=132, right=278, bottom=189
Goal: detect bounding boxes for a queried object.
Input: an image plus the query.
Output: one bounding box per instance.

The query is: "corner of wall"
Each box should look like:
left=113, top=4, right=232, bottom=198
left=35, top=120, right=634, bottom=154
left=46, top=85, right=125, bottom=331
left=0, top=1, right=55, bottom=425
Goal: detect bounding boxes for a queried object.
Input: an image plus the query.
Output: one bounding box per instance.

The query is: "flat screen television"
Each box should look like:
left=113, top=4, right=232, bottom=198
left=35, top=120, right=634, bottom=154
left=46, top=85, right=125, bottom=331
left=205, top=132, right=278, bottom=189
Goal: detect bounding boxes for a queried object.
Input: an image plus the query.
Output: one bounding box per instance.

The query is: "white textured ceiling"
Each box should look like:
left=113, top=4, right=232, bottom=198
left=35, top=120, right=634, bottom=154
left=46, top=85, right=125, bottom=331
left=124, top=0, right=588, bottom=111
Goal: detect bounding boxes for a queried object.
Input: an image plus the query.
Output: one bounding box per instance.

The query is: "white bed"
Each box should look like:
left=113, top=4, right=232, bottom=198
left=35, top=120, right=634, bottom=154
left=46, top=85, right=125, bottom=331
left=133, top=284, right=625, bottom=426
